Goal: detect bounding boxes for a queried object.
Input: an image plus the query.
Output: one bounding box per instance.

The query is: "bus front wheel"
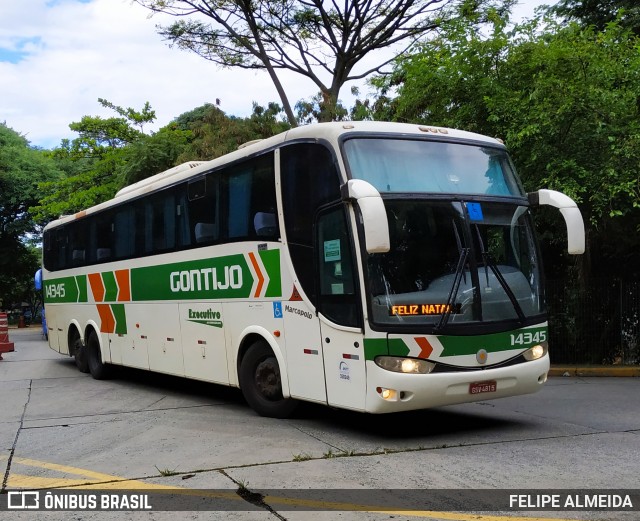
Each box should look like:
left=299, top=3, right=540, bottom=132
left=87, top=331, right=111, bottom=380
left=239, top=341, right=297, bottom=418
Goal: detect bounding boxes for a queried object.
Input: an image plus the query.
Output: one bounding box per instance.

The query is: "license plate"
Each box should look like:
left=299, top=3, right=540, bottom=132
left=469, top=380, right=497, bottom=395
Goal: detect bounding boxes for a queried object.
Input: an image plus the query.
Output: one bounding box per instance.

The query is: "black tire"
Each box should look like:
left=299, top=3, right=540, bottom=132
left=239, top=341, right=297, bottom=418
left=87, top=330, right=110, bottom=380
left=72, top=335, right=89, bottom=373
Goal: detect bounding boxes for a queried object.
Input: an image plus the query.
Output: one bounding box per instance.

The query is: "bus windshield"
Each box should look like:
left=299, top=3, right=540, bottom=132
left=366, top=200, right=545, bottom=329
left=344, top=138, right=524, bottom=196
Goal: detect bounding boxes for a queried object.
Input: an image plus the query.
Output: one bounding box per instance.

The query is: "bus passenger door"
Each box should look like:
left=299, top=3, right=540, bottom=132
left=282, top=295, right=325, bottom=403
left=316, top=205, right=367, bottom=411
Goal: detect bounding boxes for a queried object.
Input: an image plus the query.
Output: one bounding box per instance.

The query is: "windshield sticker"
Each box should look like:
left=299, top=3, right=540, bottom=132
left=390, top=304, right=460, bottom=316
left=323, top=239, right=341, bottom=262
left=466, top=202, right=484, bottom=221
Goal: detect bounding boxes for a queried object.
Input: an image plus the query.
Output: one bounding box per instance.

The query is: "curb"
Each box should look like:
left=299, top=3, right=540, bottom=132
left=550, top=366, right=640, bottom=377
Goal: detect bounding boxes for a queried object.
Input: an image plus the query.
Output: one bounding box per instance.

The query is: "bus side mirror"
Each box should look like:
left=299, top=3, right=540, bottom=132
left=35, top=269, right=43, bottom=291
left=528, top=189, right=585, bottom=254
left=341, top=180, right=390, bottom=253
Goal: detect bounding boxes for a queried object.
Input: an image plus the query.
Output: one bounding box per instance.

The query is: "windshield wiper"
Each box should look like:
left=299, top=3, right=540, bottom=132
left=474, top=226, right=526, bottom=324
left=434, top=247, right=469, bottom=332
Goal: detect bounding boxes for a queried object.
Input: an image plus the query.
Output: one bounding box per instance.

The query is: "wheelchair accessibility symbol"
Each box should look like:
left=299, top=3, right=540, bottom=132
left=273, top=302, right=283, bottom=319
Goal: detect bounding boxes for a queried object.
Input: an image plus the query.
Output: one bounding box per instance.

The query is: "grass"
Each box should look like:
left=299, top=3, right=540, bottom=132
left=155, top=465, right=179, bottom=477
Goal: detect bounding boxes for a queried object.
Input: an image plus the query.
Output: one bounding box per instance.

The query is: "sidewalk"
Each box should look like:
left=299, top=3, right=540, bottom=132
left=549, top=365, right=640, bottom=377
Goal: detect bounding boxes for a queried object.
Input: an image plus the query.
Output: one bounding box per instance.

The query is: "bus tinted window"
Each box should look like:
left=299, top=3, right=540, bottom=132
left=188, top=175, right=220, bottom=245
left=226, top=153, right=278, bottom=241
left=42, top=152, right=277, bottom=272
left=344, top=138, right=524, bottom=196
left=281, top=143, right=341, bottom=303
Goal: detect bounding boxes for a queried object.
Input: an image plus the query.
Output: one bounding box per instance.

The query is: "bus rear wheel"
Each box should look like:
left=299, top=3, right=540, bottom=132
left=72, top=335, right=89, bottom=373
left=239, top=341, right=297, bottom=418
left=87, top=330, right=111, bottom=380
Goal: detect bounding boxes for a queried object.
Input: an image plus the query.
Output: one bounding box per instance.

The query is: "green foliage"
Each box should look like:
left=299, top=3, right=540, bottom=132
left=0, top=124, right=63, bottom=238
left=32, top=100, right=291, bottom=224
left=551, top=0, right=640, bottom=35
left=296, top=93, right=348, bottom=125
left=371, top=10, right=640, bottom=276
left=32, top=149, right=124, bottom=222
left=178, top=102, right=290, bottom=161
left=31, top=99, right=157, bottom=222
left=98, top=98, right=156, bottom=132
left=0, top=123, right=62, bottom=308
left=119, top=126, right=191, bottom=186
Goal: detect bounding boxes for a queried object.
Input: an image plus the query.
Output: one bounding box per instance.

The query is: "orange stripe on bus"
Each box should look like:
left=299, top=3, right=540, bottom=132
left=248, top=252, right=265, bottom=298
left=115, top=269, right=131, bottom=302
left=96, top=304, right=115, bottom=333
left=415, top=337, right=434, bottom=359
left=88, top=273, right=105, bottom=302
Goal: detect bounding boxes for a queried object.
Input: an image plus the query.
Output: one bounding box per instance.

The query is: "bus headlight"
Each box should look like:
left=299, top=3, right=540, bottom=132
left=375, top=356, right=435, bottom=374
left=523, top=343, right=548, bottom=361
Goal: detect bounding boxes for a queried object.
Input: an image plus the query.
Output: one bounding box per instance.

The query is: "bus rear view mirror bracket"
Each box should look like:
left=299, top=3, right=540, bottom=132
left=341, top=179, right=390, bottom=254
left=528, top=189, right=585, bottom=255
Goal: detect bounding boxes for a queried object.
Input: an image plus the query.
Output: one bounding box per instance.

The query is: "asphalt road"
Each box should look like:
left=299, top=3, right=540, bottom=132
left=1, top=327, right=638, bottom=520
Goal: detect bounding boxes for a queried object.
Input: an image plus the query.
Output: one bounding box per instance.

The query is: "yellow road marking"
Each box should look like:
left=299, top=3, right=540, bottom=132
left=262, top=495, right=588, bottom=521
left=2, top=456, right=592, bottom=521
left=12, top=456, right=125, bottom=483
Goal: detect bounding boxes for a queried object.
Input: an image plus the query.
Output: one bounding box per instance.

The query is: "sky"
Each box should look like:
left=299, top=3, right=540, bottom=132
left=0, top=0, right=551, bottom=150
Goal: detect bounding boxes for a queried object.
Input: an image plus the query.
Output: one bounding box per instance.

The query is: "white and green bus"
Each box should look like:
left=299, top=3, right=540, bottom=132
left=41, top=122, right=584, bottom=417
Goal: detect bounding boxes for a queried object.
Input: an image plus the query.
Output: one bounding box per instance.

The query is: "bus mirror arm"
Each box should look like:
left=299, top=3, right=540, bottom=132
left=341, top=180, right=391, bottom=254
left=528, top=189, right=585, bottom=255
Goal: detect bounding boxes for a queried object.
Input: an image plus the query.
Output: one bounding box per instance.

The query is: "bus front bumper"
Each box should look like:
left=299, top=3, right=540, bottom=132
left=365, top=355, right=550, bottom=413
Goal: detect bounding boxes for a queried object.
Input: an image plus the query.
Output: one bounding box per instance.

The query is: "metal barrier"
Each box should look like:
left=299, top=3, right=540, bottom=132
left=546, top=279, right=640, bottom=365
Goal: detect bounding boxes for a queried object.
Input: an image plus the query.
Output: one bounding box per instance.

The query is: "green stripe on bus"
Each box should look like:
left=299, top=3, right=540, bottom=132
left=44, top=276, right=83, bottom=304
left=75, top=275, right=87, bottom=302
left=259, top=249, right=282, bottom=297
left=102, top=272, right=118, bottom=302
left=438, top=326, right=547, bottom=357
left=364, top=338, right=388, bottom=361
left=130, top=254, right=253, bottom=301
left=112, top=304, right=127, bottom=335
left=387, top=338, right=411, bottom=358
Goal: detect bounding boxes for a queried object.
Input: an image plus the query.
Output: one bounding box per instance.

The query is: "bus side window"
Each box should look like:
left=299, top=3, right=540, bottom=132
left=188, top=174, right=219, bottom=245
left=281, top=143, right=341, bottom=305
left=114, top=207, right=135, bottom=260
left=226, top=153, right=277, bottom=241
left=55, top=227, right=68, bottom=271
left=316, top=205, right=359, bottom=327
left=95, top=212, right=113, bottom=262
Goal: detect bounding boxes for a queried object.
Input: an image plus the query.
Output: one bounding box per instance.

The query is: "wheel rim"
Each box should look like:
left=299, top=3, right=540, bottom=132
left=254, top=357, right=282, bottom=401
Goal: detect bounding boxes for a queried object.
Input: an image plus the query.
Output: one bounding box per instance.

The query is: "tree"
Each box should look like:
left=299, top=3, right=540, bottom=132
left=176, top=102, right=290, bottom=161
left=551, top=0, right=640, bottom=35
left=119, top=125, right=191, bottom=186
left=134, top=0, right=511, bottom=125
left=369, top=9, right=640, bottom=278
left=0, top=123, right=62, bottom=309
left=32, top=99, right=157, bottom=222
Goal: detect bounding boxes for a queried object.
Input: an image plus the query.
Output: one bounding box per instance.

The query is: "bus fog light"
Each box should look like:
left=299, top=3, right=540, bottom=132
left=376, top=387, right=397, bottom=400
left=523, top=343, right=548, bottom=361
left=375, top=356, right=435, bottom=374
